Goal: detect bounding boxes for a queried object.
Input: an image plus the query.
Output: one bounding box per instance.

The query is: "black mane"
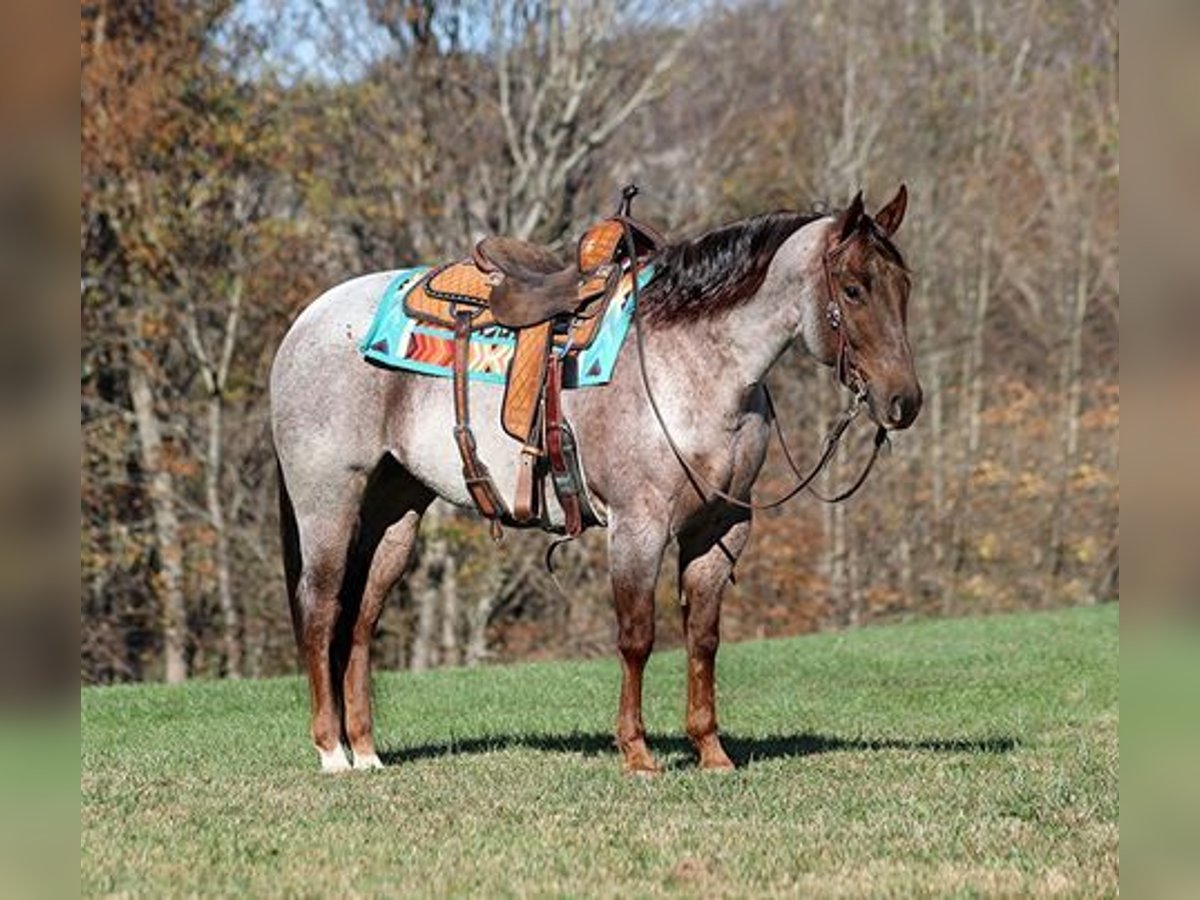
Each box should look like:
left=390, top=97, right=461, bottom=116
left=640, top=211, right=823, bottom=325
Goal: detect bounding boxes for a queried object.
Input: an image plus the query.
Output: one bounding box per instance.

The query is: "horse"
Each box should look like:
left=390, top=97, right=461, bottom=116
left=270, top=186, right=921, bottom=774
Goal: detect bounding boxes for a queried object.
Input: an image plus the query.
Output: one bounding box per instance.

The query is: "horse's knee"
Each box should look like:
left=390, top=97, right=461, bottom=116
left=617, top=619, right=655, bottom=663
left=689, top=630, right=720, bottom=659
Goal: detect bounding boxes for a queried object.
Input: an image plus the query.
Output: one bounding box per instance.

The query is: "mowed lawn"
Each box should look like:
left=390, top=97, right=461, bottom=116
left=82, top=605, right=1118, bottom=896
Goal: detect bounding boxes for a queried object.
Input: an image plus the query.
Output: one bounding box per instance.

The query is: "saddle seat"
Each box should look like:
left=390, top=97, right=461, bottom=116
left=401, top=186, right=664, bottom=538
left=478, top=217, right=665, bottom=329
left=473, top=235, right=618, bottom=329
left=470, top=235, right=565, bottom=278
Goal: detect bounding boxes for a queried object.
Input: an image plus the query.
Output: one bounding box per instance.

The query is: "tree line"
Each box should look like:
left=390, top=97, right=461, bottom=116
left=81, top=0, right=1118, bottom=682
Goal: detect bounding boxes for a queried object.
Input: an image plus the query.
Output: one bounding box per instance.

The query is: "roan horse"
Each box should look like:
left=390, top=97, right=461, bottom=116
left=270, top=187, right=921, bottom=774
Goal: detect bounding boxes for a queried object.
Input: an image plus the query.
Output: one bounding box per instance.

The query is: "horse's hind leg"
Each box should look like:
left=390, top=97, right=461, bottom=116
left=678, top=510, right=751, bottom=771
left=608, top=515, right=670, bottom=775
left=280, top=454, right=373, bottom=773
left=292, top=498, right=362, bottom=773
left=341, top=467, right=432, bottom=769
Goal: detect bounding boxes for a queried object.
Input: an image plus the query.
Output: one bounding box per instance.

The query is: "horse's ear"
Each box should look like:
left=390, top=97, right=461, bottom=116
left=835, top=191, right=865, bottom=242
left=874, top=184, right=908, bottom=237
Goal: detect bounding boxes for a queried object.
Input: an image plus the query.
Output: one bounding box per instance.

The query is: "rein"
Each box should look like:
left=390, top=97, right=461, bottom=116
left=624, top=218, right=889, bottom=513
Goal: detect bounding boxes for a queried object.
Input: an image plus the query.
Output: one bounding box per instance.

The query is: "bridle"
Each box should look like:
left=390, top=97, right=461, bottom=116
left=822, top=238, right=870, bottom=404
left=627, top=219, right=890, bottom=514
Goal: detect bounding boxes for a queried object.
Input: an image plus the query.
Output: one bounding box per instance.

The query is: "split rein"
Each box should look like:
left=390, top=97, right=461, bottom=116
left=625, top=220, right=890, bottom=514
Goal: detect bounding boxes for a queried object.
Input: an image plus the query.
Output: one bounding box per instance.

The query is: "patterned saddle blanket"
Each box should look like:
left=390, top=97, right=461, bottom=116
left=360, top=264, right=653, bottom=388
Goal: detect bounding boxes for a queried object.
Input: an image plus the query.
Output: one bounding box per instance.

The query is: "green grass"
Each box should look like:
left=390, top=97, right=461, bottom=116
left=82, top=606, right=1118, bottom=896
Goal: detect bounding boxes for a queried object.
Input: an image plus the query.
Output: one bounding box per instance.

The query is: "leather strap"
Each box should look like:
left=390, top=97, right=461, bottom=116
left=452, top=311, right=508, bottom=539
left=512, top=445, right=540, bottom=523
left=544, top=353, right=583, bottom=536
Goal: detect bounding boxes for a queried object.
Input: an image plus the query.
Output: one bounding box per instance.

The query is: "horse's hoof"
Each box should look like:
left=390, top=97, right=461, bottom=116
left=623, top=763, right=662, bottom=778
left=352, top=752, right=385, bottom=771
left=691, top=735, right=735, bottom=772
left=621, top=751, right=662, bottom=777
left=618, top=737, right=660, bottom=777
left=318, top=745, right=352, bottom=773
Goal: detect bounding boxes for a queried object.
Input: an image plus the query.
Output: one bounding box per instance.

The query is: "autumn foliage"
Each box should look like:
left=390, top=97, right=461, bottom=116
left=81, top=0, right=1118, bottom=682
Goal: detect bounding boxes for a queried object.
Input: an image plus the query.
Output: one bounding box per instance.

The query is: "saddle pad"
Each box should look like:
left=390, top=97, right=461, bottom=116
left=359, top=265, right=655, bottom=388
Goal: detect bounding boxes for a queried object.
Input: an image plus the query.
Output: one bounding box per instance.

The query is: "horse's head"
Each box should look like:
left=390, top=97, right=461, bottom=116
left=822, top=186, right=922, bottom=430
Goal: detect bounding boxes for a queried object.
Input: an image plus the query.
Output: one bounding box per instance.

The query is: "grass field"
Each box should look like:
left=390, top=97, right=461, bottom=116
left=81, top=605, right=1118, bottom=896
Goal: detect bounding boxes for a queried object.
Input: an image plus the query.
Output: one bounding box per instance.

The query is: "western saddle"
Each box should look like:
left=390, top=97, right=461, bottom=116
left=402, top=186, right=664, bottom=537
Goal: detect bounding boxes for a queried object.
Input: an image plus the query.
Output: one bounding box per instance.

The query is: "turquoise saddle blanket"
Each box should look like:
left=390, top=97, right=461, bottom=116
left=360, top=265, right=653, bottom=387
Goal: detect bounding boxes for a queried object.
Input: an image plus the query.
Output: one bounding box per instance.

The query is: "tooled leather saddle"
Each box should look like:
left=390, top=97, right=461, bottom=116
left=402, top=185, right=663, bottom=537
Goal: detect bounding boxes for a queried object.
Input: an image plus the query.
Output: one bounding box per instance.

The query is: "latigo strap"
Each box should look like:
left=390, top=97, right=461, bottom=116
left=544, top=353, right=583, bottom=537
left=452, top=311, right=508, bottom=539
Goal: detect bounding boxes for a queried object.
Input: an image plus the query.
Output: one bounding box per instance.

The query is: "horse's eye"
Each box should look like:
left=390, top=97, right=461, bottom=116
left=843, top=284, right=863, bottom=302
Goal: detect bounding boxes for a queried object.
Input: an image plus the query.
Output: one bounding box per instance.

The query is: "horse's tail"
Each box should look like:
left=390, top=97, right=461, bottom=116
left=277, top=454, right=304, bottom=650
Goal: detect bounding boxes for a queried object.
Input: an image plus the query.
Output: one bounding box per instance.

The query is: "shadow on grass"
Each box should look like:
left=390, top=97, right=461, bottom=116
left=379, top=732, right=1017, bottom=769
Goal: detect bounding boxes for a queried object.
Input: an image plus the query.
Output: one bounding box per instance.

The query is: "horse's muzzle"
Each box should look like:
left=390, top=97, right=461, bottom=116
left=869, top=383, right=922, bottom=430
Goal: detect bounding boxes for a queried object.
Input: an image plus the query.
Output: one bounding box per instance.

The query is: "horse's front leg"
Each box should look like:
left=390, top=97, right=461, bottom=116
left=609, top=517, right=669, bottom=775
left=678, top=510, right=752, bottom=771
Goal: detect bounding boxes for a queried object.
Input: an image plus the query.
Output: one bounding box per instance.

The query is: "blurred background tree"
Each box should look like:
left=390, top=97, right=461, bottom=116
left=81, top=0, right=1118, bottom=683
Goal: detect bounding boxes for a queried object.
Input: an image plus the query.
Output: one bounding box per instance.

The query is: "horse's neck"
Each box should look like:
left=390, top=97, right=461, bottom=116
left=634, top=219, right=834, bottom=446
left=663, top=218, right=835, bottom=393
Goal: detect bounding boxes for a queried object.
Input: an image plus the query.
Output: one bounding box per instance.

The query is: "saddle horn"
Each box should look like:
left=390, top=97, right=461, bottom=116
left=618, top=183, right=640, bottom=217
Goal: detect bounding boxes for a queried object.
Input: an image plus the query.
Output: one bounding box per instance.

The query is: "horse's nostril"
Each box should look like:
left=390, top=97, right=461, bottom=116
left=889, top=395, right=905, bottom=425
